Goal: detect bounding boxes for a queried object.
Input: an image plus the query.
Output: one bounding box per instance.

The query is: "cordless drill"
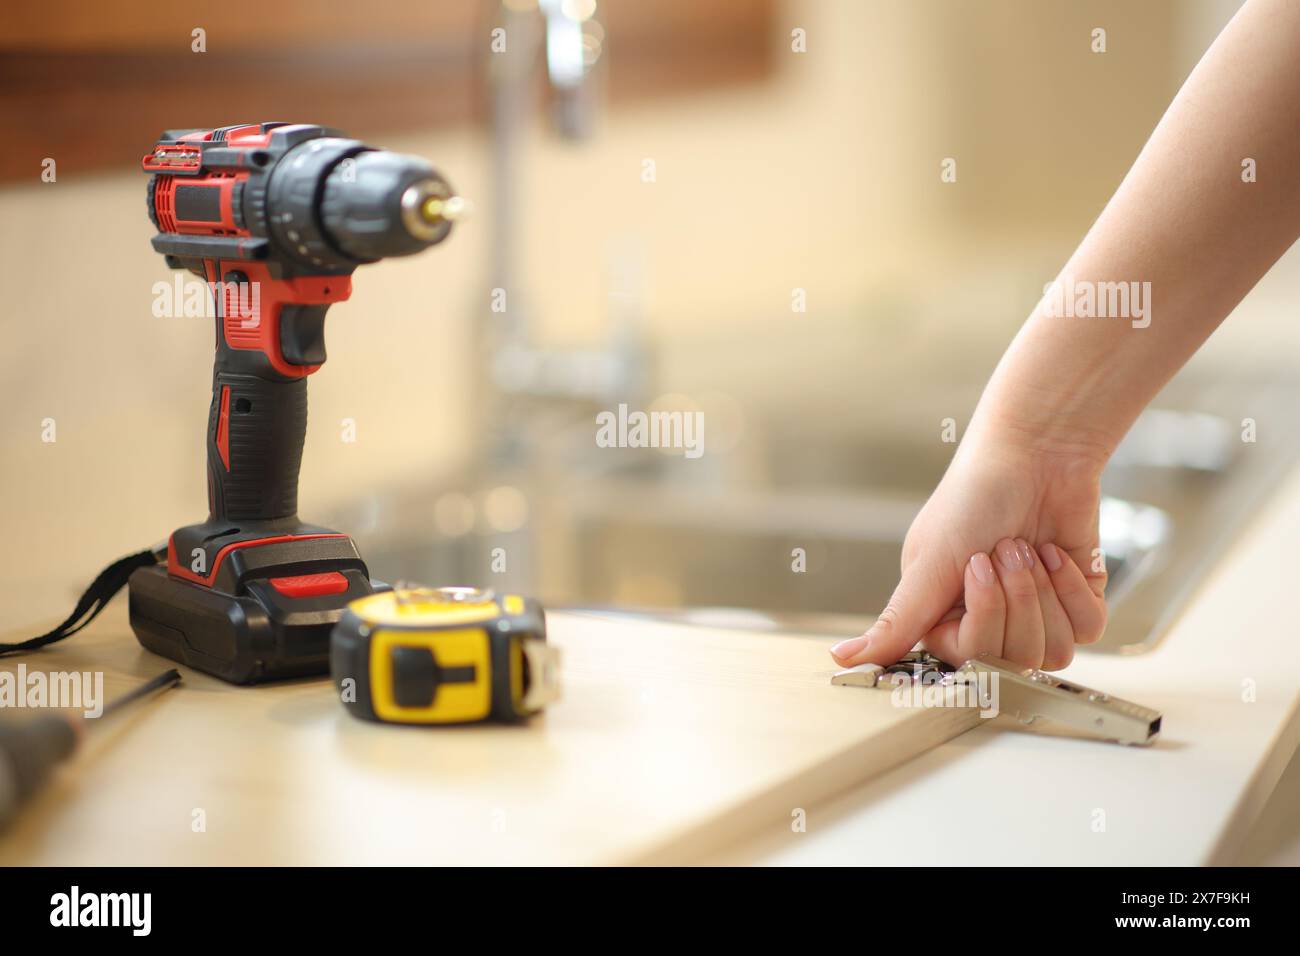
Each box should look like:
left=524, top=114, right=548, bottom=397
left=127, top=123, right=459, bottom=684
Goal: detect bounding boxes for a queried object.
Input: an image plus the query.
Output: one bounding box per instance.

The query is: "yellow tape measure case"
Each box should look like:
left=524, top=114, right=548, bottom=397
left=330, top=587, right=559, bottom=724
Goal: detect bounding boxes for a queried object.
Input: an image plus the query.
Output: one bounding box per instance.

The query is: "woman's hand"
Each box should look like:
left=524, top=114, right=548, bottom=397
left=829, top=433, right=1109, bottom=671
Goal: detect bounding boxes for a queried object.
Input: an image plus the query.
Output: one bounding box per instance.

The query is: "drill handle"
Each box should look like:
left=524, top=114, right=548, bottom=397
left=205, top=367, right=308, bottom=523
left=203, top=264, right=349, bottom=524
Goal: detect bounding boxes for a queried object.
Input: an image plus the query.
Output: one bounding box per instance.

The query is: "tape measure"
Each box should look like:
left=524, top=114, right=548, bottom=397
left=330, top=586, right=560, bottom=724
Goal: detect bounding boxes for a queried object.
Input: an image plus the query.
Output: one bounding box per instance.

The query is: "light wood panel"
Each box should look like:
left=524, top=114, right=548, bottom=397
left=0, top=605, right=978, bottom=865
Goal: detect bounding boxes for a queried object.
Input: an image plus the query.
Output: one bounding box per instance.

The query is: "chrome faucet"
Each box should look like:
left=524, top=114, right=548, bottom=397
left=484, top=0, right=646, bottom=473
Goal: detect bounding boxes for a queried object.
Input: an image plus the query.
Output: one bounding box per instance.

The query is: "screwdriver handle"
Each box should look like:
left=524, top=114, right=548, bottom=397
left=0, top=670, right=180, bottom=829
left=0, top=715, right=76, bottom=829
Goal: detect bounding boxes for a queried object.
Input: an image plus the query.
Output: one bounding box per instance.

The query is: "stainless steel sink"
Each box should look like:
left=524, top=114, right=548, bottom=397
left=336, top=372, right=1300, bottom=657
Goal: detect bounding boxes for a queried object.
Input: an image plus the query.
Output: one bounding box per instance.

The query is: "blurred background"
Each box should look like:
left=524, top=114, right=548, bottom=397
left=3, top=0, right=1299, bottom=657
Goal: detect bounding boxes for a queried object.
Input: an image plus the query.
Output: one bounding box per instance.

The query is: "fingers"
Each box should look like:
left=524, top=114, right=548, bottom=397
left=1062, top=542, right=1108, bottom=600
left=955, top=552, right=1005, bottom=663
left=991, top=538, right=1045, bottom=669
left=1020, top=537, right=1074, bottom=670
left=1039, top=542, right=1108, bottom=645
left=830, top=557, right=955, bottom=667
left=919, top=540, right=1105, bottom=671
left=922, top=556, right=997, bottom=664
left=920, top=616, right=962, bottom=665
left=840, top=535, right=1105, bottom=670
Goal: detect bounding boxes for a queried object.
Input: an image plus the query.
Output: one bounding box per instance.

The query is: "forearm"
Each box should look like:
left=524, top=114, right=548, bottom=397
left=968, top=0, right=1300, bottom=465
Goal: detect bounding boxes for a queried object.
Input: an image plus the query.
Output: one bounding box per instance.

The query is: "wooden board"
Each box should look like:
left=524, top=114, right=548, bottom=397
left=0, top=606, right=979, bottom=865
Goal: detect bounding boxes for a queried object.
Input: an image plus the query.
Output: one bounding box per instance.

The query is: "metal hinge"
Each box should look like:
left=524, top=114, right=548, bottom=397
left=832, top=651, right=1162, bottom=746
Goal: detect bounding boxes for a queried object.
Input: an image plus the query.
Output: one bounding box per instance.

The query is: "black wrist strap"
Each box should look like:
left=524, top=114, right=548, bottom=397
left=0, top=549, right=159, bottom=656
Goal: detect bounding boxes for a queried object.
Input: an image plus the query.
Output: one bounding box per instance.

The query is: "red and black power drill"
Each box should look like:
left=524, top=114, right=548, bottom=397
left=127, top=123, right=459, bottom=683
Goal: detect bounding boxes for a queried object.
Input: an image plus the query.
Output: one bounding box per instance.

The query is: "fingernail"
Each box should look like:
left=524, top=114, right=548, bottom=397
left=995, top=538, right=1023, bottom=571
left=1016, top=538, right=1035, bottom=569
left=1040, top=542, right=1063, bottom=572
left=970, top=552, right=996, bottom=585
left=830, top=634, right=870, bottom=660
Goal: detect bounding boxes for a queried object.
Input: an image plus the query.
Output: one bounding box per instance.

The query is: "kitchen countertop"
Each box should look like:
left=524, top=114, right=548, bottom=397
left=3, top=466, right=1297, bottom=865
left=0, top=596, right=980, bottom=866
left=710, top=466, right=1300, bottom=866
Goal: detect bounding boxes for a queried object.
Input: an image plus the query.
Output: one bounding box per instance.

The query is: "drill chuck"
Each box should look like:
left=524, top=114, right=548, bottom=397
left=257, top=137, right=459, bottom=271
left=321, top=150, right=456, bottom=261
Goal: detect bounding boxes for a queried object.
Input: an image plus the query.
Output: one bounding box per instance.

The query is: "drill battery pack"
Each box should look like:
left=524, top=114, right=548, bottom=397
left=128, top=531, right=379, bottom=684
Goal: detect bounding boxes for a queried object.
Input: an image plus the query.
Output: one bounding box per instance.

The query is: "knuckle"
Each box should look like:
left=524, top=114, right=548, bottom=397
left=876, top=604, right=900, bottom=631
left=957, top=625, right=1002, bottom=662
left=969, top=580, right=1006, bottom=611
left=1003, top=577, right=1039, bottom=604
left=1086, top=597, right=1108, bottom=629
left=1084, top=603, right=1109, bottom=643
left=1008, top=646, right=1044, bottom=669
left=1084, top=568, right=1107, bottom=590
left=1051, top=574, right=1087, bottom=599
